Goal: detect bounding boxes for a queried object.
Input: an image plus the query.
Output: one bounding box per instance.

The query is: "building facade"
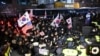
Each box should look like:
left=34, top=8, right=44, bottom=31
left=0, top=0, right=100, bottom=9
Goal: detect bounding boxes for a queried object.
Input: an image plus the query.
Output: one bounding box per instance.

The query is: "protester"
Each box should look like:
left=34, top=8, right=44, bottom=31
left=0, top=10, right=100, bottom=56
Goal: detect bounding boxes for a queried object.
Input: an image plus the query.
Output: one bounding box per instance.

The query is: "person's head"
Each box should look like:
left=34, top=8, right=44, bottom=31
left=24, top=38, right=28, bottom=42
left=44, top=29, right=47, bottom=33
left=5, top=31, right=8, bottom=35
left=18, top=41, right=23, bottom=45
left=61, top=31, right=64, bottom=35
left=45, top=23, right=48, bottom=26
left=26, top=33, right=31, bottom=37
left=36, top=29, right=40, bottom=33
left=54, top=31, right=58, bottom=36
left=12, top=39, right=16, bottom=44
left=15, top=33, right=20, bottom=37
left=42, top=23, right=45, bottom=26
left=21, top=35, right=26, bottom=39
left=51, top=33, right=54, bottom=37
left=1, top=28, right=5, bottom=32
left=48, top=27, right=51, bottom=31
left=38, top=21, right=41, bottom=25
left=54, top=28, right=57, bottom=31
left=42, top=26, right=45, bottom=30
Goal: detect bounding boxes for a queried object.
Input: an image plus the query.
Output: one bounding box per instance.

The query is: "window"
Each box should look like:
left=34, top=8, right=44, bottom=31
left=54, top=0, right=57, bottom=2
left=37, top=0, right=46, bottom=4
left=67, top=0, right=74, bottom=3
left=0, top=0, right=12, bottom=4
left=30, top=0, right=37, bottom=4
left=18, top=0, right=29, bottom=5
left=49, top=0, right=54, bottom=3
left=61, top=0, right=74, bottom=3
left=64, top=0, right=74, bottom=7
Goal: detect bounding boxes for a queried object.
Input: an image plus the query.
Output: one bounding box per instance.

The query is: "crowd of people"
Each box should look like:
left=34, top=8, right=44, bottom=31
left=0, top=10, right=100, bottom=56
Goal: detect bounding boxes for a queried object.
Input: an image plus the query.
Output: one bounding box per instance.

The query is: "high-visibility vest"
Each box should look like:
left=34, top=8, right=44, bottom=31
left=92, top=21, right=98, bottom=26
left=78, top=49, right=87, bottom=56
left=4, top=46, right=11, bottom=56
left=62, top=49, right=78, bottom=56
left=76, top=45, right=87, bottom=56
left=92, top=21, right=100, bottom=29
left=67, top=38, right=73, bottom=41
left=95, top=35, right=100, bottom=42
left=85, top=38, right=92, bottom=44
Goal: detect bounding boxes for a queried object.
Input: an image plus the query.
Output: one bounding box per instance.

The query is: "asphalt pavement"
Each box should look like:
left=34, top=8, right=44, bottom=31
left=10, top=50, right=23, bottom=56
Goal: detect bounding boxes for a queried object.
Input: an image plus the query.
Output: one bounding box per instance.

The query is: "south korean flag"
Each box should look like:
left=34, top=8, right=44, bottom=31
left=17, top=11, right=31, bottom=27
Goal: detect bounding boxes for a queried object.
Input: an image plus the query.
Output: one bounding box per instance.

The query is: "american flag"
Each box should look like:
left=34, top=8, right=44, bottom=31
left=21, top=22, right=33, bottom=35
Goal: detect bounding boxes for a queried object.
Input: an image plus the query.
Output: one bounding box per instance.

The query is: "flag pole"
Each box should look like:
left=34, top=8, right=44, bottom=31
left=14, top=24, right=20, bottom=34
left=44, top=9, right=47, bottom=19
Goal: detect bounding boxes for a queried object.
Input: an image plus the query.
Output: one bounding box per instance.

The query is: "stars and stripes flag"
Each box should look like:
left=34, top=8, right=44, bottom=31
left=17, top=11, right=31, bottom=27
left=51, top=13, right=63, bottom=27
left=21, top=22, right=33, bottom=35
left=66, top=17, right=72, bottom=29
